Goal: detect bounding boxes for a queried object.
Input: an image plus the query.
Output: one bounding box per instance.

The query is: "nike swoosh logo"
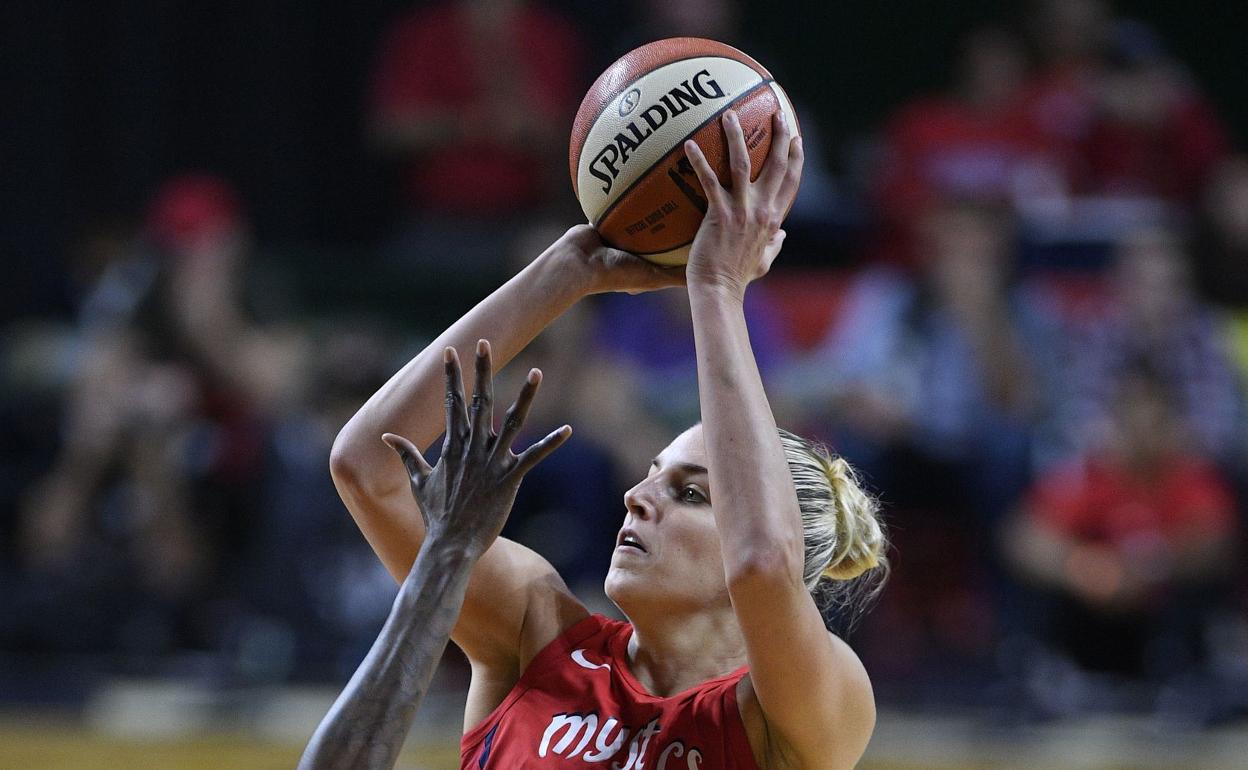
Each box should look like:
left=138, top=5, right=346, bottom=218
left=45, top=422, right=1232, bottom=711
left=571, top=649, right=611, bottom=671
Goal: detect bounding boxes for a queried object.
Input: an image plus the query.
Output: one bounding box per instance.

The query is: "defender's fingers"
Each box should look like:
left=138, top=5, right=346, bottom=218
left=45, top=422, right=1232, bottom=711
left=722, top=110, right=751, bottom=192
left=758, top=111, right=792, bottom=197
left=382, top=432, right=433, bottom=485
left=469, top=339, right=494, bottom=448
left=682, top=139, right=726, bottom=208
left=775, top=135, right=804, bottom=212
left=512, top=425, right=573, bottom=477
left=493, top=368, right=542, bottom=458
left=443, top=347, right=469, bottom=451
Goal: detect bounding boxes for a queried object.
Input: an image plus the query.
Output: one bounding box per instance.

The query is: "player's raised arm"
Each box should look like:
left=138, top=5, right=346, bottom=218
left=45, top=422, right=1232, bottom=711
left=330, top=229, right=679, bottom=576
left=328, top=228, right=680, bottom=669
left=684, top=111, right=878, bottom=770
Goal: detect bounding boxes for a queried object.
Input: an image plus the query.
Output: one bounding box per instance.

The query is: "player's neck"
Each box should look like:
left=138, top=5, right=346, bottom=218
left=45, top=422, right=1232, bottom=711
left=624, top=608, right=747, bottom=697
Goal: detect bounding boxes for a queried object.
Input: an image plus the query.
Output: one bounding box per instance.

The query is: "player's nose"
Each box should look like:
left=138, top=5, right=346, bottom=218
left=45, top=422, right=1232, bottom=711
left=623, top=479, right=656, bottom=520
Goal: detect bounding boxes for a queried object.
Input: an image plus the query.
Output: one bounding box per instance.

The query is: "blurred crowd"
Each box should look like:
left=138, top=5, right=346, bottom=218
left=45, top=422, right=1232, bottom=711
left=4, top=0, right=1248, bottom=724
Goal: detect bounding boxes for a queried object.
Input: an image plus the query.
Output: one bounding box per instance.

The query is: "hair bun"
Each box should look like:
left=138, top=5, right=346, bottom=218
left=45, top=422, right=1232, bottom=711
left=820, top=456, right=886, bottom=582
left=821, top=552, right=880, bottom=581
left=777, top=428, right=889, bottom=627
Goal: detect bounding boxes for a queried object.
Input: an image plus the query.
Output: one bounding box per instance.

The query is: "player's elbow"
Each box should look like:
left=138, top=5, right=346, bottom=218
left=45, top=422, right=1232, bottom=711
left=725, top=539, right=804, bottom=591
left=329, top=424, right=374, bottom=502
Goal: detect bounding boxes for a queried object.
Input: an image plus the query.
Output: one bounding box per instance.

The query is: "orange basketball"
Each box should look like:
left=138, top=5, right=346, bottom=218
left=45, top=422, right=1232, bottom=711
left=569, top=38, right=799, bottom=265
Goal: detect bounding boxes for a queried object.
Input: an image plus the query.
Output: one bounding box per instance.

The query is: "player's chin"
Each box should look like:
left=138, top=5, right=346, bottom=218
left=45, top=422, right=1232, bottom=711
left=603, top=562, right=647, bottom=602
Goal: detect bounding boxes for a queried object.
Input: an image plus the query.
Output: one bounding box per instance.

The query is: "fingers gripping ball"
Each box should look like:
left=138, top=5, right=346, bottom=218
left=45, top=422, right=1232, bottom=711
left=570, top=38, right=800, bottom=265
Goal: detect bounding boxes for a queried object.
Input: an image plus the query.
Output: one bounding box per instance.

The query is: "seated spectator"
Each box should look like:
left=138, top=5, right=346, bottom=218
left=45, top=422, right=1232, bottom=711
left=1003, top=366, right=1238, bottom=678
left=1079, top=20, right=1230, bottom=203
left=12, top=175, right=308, bottom=659
left=873, top=26, right=1064, bottom=267
left=367, top=0, right=585, bottom=217
left=1018, top=0, right=1113, bottom=182
left=1042, top=226, right=1243, bottom=468
left=14, top=330, right=210, bottom=655
left=789, top=203, right=1035, bottom=472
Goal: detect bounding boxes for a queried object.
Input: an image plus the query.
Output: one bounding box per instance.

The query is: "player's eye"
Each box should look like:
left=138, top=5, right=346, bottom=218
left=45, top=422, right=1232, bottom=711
left=681, top=486, right=707, bottom=504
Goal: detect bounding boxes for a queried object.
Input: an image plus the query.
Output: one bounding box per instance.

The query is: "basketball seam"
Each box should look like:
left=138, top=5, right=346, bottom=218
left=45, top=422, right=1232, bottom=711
left=591, top=78, right=775, bottom=240
left=573, top=55, right=768, bottom=191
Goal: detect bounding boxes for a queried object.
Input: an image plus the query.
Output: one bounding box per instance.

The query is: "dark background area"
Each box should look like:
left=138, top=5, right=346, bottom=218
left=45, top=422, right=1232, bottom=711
left=4, top=0, right=1244, bottom=321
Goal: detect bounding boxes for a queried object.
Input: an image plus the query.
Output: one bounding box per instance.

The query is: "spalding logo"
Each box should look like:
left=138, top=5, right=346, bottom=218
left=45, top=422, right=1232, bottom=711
left=588, top=69, right=727, bottom=196
left=618, top=88, right=642, bottom=117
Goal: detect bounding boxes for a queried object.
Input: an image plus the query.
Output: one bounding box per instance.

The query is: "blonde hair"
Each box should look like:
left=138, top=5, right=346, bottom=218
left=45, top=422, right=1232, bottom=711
left=778, top=429, right=888, bottom=626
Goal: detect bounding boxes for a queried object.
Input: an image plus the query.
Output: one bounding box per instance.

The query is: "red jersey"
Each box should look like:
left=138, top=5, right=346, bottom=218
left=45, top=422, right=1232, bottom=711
left=368, top=4, right=585, bottom=214
left=460, top=614, right=760, bottom=770
left=1027, top=456, right=1236, bottom=547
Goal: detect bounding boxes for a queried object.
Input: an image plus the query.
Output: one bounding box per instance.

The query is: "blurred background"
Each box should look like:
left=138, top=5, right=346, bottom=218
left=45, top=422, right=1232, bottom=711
left=3, top=0, right=1248, bottom=767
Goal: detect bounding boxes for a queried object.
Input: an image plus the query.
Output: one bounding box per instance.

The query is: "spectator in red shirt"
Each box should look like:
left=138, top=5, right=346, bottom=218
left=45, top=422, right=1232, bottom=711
left=367, top=0, right=586, bottom=216
left=1003, top=367, right=1238, bottom=677
left=1017, top=0, right=1113, bottom=184
left=1080, top=20, right=1231, bottom=203
left=873, top=26, right=1064, bottom=267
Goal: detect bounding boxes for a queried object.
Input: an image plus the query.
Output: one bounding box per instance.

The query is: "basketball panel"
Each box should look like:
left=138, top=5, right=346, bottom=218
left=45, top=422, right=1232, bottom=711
left=597, top=82, right=800, bottom=258
left=569, top=37, right=773, bottom=191
left=575, top=57, right=766, bottom=222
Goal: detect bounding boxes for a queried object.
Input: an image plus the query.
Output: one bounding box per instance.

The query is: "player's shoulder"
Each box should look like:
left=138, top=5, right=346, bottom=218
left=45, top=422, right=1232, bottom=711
left=510, top=547, right=592, bottom=671
left=736, top=630, right=874, bottom=770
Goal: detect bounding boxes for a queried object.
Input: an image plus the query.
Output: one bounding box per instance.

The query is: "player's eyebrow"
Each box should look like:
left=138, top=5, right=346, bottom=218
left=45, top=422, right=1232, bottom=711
left=651, top=458, right=708, bottom=476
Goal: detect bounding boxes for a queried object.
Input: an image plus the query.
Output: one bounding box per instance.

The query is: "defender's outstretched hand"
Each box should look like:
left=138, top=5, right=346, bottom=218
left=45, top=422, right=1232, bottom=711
left=383, top=339, right=570, bottom=559
left=300, top=339, right=570, bottom=770
left=683, top=110, right=803, bottom=300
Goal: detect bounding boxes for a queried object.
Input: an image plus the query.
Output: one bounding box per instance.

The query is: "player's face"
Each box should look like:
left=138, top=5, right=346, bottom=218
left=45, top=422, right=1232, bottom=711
left=605, top=425, right=731, bottom=614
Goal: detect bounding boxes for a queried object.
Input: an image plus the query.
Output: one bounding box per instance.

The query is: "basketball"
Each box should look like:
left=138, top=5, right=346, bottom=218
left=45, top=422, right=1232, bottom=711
left=569, top=38, right=800, bottom=265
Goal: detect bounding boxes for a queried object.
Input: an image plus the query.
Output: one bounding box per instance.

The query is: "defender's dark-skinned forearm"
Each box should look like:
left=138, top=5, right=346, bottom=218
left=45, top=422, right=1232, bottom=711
left=296, top=540, right=476, bottom=770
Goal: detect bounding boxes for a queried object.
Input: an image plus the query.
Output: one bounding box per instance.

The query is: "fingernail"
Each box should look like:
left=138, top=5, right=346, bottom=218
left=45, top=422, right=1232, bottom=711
left=477, top=339, right=488, bottom=356
left=528, top=368, right=541, bottom=384
left=443, top=347, right=455, bottom=363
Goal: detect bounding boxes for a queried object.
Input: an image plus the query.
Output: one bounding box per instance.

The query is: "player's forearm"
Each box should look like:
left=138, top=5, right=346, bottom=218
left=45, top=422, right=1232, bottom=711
left=331, top=244, right=591, bottom=501
left=688, top=283, right=804, bottom=583
left=296, top=540, right=477, bottom=770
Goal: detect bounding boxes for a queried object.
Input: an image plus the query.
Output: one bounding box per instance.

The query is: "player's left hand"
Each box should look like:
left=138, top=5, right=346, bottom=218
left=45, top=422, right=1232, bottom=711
left=557, top=224, right=687, bottom=296
left=683, top=109, right=802, bottom=300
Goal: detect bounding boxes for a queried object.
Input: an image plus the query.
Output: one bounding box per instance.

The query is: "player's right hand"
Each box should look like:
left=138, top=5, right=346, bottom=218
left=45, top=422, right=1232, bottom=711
left=683, top=109, right=802, bottom=301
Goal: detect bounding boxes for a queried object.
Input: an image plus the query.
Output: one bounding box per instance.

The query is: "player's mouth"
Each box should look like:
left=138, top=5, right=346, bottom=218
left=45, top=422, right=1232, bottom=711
left=616, top=528, right=648, bottom=553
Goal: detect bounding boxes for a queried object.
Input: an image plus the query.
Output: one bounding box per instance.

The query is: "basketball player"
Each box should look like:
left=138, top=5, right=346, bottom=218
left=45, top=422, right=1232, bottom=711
left=309, top=110, right=887, bottom=770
